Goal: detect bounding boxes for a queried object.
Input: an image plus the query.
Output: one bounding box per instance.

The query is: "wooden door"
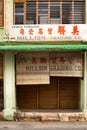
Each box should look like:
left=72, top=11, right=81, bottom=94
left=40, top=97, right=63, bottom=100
left=17, top=85, right=37, bottom=109
left=38, top=77, right=58, bottom=109
left=16, top=77, right=80, bottom=109
left=59, top=77, right=79, bottom=109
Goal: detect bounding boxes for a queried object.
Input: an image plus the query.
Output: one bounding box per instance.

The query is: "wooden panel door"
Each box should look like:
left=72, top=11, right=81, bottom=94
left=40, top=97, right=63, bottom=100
left=59, top=77, right=79, bottom=109
left=39, top=77, right=58, bottom=109
left=17, top=85, right=37, bottom=109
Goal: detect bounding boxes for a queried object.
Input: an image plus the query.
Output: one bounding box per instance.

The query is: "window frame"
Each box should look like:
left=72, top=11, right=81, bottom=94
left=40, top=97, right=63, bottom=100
left=14, top=0, right=85, bottom=24
left=0, top=0, right=4, bottom=27
left=14, top=3, right=24, bottom=24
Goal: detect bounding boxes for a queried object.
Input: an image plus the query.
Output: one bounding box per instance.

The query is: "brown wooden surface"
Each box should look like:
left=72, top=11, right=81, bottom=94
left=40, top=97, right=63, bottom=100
left=17, top=85, right=37, bottom=109
left=59, top=77, right=79, bottom=109
left=0, top=79, right=3, bottom=110
left=0, top=54, right=3, bottom=110
left=16, top=77, right=80, bottom=109
left=38, top=77, right=58, bottom=109
left=14, top=0, right=26, bottom=2
left=0, top=54, right=3, bottom=79
left=0, top=1, right=4, bottom=27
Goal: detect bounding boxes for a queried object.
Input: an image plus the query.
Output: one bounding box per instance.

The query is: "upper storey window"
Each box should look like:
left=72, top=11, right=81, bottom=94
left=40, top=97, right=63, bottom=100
left=14, top=0, right=85, bottom=24
left=15, top=3, right=24, bottom=24
left=0, top=0, right=4, bottom=27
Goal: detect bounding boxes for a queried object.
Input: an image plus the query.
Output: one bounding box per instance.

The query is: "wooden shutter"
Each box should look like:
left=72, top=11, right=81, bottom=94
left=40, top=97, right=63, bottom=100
left=0, top=79, right=3, bottom=110
left=0, top=0, right=3, bottom=26
left=17, top=85, right=37, bottom=109
left=14, top=0, right=26, bottom=2
left=39, top=77, right=58, bottom=109
left=16, top=52, right=49, bottom=85
left=0, top=54, right=3, bottom=79
left=59, top=77, right=79, bottom=109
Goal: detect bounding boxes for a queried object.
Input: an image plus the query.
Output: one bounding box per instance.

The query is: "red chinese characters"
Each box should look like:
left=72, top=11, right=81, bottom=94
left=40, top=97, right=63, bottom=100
left=47, top=28, right=53, bottom=35
left=68, top=57, right=74, bottom=64
left=31, top=57, right=47, bottom=64
left=40, top=57, right=46, bottom=63
left=19, top=25, right=80, bottom=36
left=58, top=26, right=66, bottom=35
left=32, top=57, right=37, bottom=64
left=17, top=57, right=27, bottom=64
left=51, top=57, right=57, bottom=64
left=72, top=25, right=79, bottom=35
left=19, top=28, right=24, bottom=35
left=29, top=28, right=34, bottom=35
left=38, top=28, right=43, bottom=35
left=76, top=56, right=82, bottom=64
left=59, top=57, right=65, bottom=64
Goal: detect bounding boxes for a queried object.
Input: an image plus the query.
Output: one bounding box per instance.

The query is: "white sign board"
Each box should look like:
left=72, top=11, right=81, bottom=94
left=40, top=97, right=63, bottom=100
left=9, top=24, right=87, bottom=41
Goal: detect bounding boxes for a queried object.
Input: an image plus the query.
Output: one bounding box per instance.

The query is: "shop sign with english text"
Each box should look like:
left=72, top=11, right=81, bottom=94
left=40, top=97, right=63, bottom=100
left=9, top=24, right=87, bottom=41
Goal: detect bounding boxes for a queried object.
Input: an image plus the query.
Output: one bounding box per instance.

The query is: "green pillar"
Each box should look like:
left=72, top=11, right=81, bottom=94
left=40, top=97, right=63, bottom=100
left=3, top=52, right=16, bottom=120
left=83, top=51, right=87, bottom=112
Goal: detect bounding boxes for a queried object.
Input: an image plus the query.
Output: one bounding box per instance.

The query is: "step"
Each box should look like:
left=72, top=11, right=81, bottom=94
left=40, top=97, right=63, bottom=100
left=14, top=111, right=87, bottom=122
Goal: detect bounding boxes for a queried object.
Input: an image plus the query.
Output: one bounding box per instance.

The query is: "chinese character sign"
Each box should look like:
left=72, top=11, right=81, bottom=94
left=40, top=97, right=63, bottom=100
left=16, top=52, right=49, bottom=73
left=16, top=52, right=50, bottom=85
left=16, top=52, right=83, bottom=79
left=50, top=52, right=83, bottom=77
left=9, top=24, right=87, bottom=41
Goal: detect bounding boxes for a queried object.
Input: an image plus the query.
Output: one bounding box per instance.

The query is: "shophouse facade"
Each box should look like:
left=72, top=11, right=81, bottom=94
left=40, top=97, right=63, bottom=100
left=0, top=0, right=87, bottom=120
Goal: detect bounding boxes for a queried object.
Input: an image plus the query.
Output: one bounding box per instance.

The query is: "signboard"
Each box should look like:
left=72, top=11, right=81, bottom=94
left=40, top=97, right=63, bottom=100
left=16, top=52, right=49, bottom=85
left=50, top=52, right=83, bottom=77
left=9, top=24, right=87, bottom=41
left=16, top=52, right=83, bottom=85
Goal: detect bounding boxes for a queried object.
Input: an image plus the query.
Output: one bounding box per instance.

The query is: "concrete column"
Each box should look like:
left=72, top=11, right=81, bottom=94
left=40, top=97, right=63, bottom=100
left=3, top=52, right=16, bottom=120
left=83, top=51, right=87, bottom=112
left=80, top=0, right=87, bottom=111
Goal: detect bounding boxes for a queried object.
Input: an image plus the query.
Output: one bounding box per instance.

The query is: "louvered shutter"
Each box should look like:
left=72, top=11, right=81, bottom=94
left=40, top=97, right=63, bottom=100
left=0, top=54, right=3, bottom=79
